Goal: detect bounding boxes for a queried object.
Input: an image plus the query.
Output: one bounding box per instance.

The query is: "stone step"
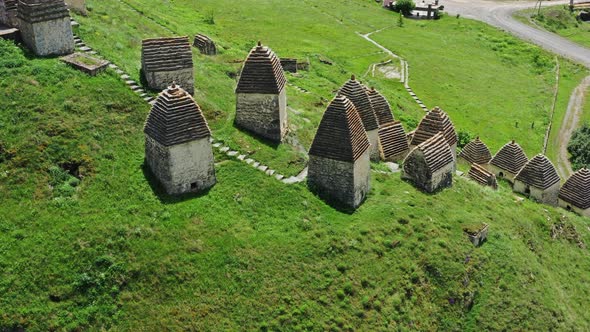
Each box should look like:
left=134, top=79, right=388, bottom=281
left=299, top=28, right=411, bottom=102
left=120, top=74, right=130, bottom=80
left=79, top=46, right=92, bottom=52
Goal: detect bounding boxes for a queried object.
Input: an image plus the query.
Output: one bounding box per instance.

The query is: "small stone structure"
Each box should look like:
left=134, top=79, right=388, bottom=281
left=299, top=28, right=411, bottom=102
left=488, top=140, right=528, bottom=183
left=378, top=121, right=409, bottom=162
left=0, top=0, right=18, bottom=27
left=60, top=52, right=108, bottom=76
left=558, top=167, right=590, bottom=216
left=17, top=0, right=74, bottom=56
left=193, top=33, right=216, bottom=55
left=402, top=132, right=454, bottom=193
left=142, top=36, right=194, bottom=95
left=459, top=136, right=492, bottom=165
left=308, top=95, right=371, bottom=209
left=513, top=154, right=560, bottom=206
left=410, top=106, right=458, bottom=160
left=468, top=163, right=497, bottom=189
left=144, top=84, right=216, bottom=195
left=339, top=75, right=380, bottom=161
left=464, top=223, right=489, bottom=247
left=235, top=41, right=287, bottom=142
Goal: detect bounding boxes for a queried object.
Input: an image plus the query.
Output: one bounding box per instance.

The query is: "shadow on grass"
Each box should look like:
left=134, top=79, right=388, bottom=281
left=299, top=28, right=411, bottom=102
left=141, top=162, right=212, bottom=204
left=306, top=184, right=359, bottom=215
left=232, top=122, right=281, bottom=149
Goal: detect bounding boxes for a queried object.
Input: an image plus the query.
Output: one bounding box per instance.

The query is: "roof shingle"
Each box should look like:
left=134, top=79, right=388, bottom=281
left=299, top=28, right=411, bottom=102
left=410, top=106, right=457, bottom=147
left=339, top=76, right=379, bottom=131
left=459, top=137, right=492, bottom=165
left=142, top=37, right=193, bottom=72
left=490, top=140, right=528, bottom=174
left=378, top=121, right=408, bottom=160
left=236, top=42, right=286, bottom=94
left=515, top=154, right=560, bottom=190
left=559, top=168, right=590, bottom=209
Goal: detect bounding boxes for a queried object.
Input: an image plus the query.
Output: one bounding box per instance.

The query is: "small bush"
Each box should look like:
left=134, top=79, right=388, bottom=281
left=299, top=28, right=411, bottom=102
left=393, top=0, right=416, bottom=16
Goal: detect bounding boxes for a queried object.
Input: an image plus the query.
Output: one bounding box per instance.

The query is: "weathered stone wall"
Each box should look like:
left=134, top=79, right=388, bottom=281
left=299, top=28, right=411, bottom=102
left=65, top=0, right=86, bottom=15
left=486, top=164, right=517, bottom=183
left=308, top=149, right=370, bottom=209
left=0, top=1, right=6, bottom=26
left=144, top=67, right=194, bottom=95
left=402, top=149, right=453, bottom=193
left=514, top=180, right=559, bottom=206
left=280, top=58, right=297, bottom=73
left=235, top=88, right=287, bottom=142
left=0, top=1, right=18, bottom=28
left=19, top=16, right=73, bottom=56
left=145, top=136, right=216, bottom=195
left=559, top=199, right=590, bottom=217
left=365, top=129, right=379, bottom=162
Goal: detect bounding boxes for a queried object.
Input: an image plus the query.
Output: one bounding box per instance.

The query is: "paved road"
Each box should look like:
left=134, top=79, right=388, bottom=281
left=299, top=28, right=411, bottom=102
left=444, top=0, right=590, bottom=68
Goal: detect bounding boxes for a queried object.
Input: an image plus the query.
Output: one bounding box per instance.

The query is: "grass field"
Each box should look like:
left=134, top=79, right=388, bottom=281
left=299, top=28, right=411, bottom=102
left=2, top=0, right=590, bottom=330
left=515, top=5, right=590, bottom=49
left=74, top=0, right=588, bottom=166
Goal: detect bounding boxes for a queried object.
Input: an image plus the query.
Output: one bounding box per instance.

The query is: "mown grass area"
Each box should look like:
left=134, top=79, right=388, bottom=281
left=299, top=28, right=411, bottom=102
left=72, top=0, right=588, bottom=172
left=2, top=39, right=590, bottom=331
left=515, top=5, right=590, bottom=49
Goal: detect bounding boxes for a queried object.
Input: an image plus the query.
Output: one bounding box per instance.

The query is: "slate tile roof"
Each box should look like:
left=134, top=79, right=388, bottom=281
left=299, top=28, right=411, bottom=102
left=409, top=132, right=454, bottom=173
left=144, top=84, right=211, bottom=146
left=367, top=87, right=394, bottom=126
left=378, top=121, right=409, bottom=160
left=339, top=75, right=379, bottom=131
left=515, top=154, right=560, bottom=190
left=309, top=95, right=370, bottom=162
left=18, top=0, right=69, bottom=23
left=410, top=106, right=457, bottom=147
left=559, top=168, right=590, bottom=209
left=490, top=140, right=528, bottom=175
left=459, top=136, right=492, bottom=165
left=468, top=163, right=497, bottom=189
left=142, top=36, right=193, bottom=72
left=235, top=41, right=286, bottom=94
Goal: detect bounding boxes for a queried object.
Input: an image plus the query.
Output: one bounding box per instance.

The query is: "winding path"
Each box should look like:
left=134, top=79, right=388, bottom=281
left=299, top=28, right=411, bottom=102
left=444, top=0, right=590, bottom=177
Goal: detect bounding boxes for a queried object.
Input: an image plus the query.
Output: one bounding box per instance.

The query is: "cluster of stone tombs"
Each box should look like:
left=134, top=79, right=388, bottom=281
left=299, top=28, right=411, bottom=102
left=141, top=39, right=590, bottom=217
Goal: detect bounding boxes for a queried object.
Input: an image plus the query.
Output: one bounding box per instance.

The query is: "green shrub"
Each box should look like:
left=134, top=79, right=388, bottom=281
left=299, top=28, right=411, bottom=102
left=567, top=124, right=590, bottom=170
left=393, top=0, right=416, bottom=16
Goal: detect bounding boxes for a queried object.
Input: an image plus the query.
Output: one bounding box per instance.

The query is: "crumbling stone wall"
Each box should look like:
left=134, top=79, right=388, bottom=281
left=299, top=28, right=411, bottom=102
left=144, top=68, right=194, bottom=95
left=235, top=89, right=287, bottom=142
left=280, top=58, right=297, bottom=73
left=0, top=0, right=18, bottom=28
left=19, top=16, right=73, bottom=56
left=308, top=150, right=370, bottom=209
left=402, top=149, right=453, bottom=193
left=145, top=136, right=216, bottom=195
left=514, top=181, right=560, bottom=206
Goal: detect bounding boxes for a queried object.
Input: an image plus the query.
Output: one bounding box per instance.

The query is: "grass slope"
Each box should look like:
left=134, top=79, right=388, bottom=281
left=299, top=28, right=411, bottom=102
left=1, top=39, right=590, bottom=331
left=73, top=0, right=587, bottom=166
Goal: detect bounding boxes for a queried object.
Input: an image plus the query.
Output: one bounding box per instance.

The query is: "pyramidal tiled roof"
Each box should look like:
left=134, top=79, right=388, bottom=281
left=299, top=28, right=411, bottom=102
left=468, top=163, right=497, bottom=188
left=236, top=42, right=286, bottom=94
left=18, top=0, right=69, bottom=23
left=367, top=87, right=394, bottom=126
left=378, top=121, right=408, bottom=160
left=412, top=132, right=454, bottom=173
left=339, top=75, right=379, bottom=131
left=559, top=168, right=590, bottom=209
left=309, top=95, right=370, bottom=162
left=142, top=37, right=193, bottom=72
left=410, top=106, right=457, bottom=147
left=515, top=154, right=560, bottom=190
left=459, top=137, right=492, bottom=165
left=490, top=140, right=528, bottom=174
left=144, top=84, right=211, bottom=146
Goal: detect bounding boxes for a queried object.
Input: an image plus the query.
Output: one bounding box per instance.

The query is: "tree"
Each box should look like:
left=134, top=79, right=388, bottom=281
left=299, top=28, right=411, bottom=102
left=394, top=0, right=416, bottom=17
left=567, top=124, right=590, bottom=170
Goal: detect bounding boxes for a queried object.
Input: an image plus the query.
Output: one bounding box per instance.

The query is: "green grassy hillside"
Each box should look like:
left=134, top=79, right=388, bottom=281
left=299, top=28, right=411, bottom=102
left=1, top=38, right=590, bottom=331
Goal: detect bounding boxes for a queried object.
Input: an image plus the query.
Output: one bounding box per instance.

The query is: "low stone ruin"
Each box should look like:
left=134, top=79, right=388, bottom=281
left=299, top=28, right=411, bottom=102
left=0, top=0, right=18, bottom=27
left=339, top=75, right=380, bottom=161
left=513, top=154, right=560, bottom=206
left=64, top=0, right=85, bottom=16
left=193, top=33, right=216, bottom=55
left=468, top=163, right=497, bottom=189
left=144, top=83, right=216, bottom=195
left=459, top=136, right=492, bottom=165
left=279, top=58, right=297, bottom=73
left=402, top=132, right=454, bottom=193
left=308, top=95, right=371, bottom=209
left=488, top=140, right=528, bottom=183
left=235, top=41, right=287, bottom=142
left=463, top=223, right=489, bottom=247
left=17, top=0, right=74, bottom=56
left=559, top=168, right=590, bottom=217
left=142, top=36, right=194, bottom=95
left=410, top=106, right=458, bottom=160
left=60, top=52, right=108, bottom=76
